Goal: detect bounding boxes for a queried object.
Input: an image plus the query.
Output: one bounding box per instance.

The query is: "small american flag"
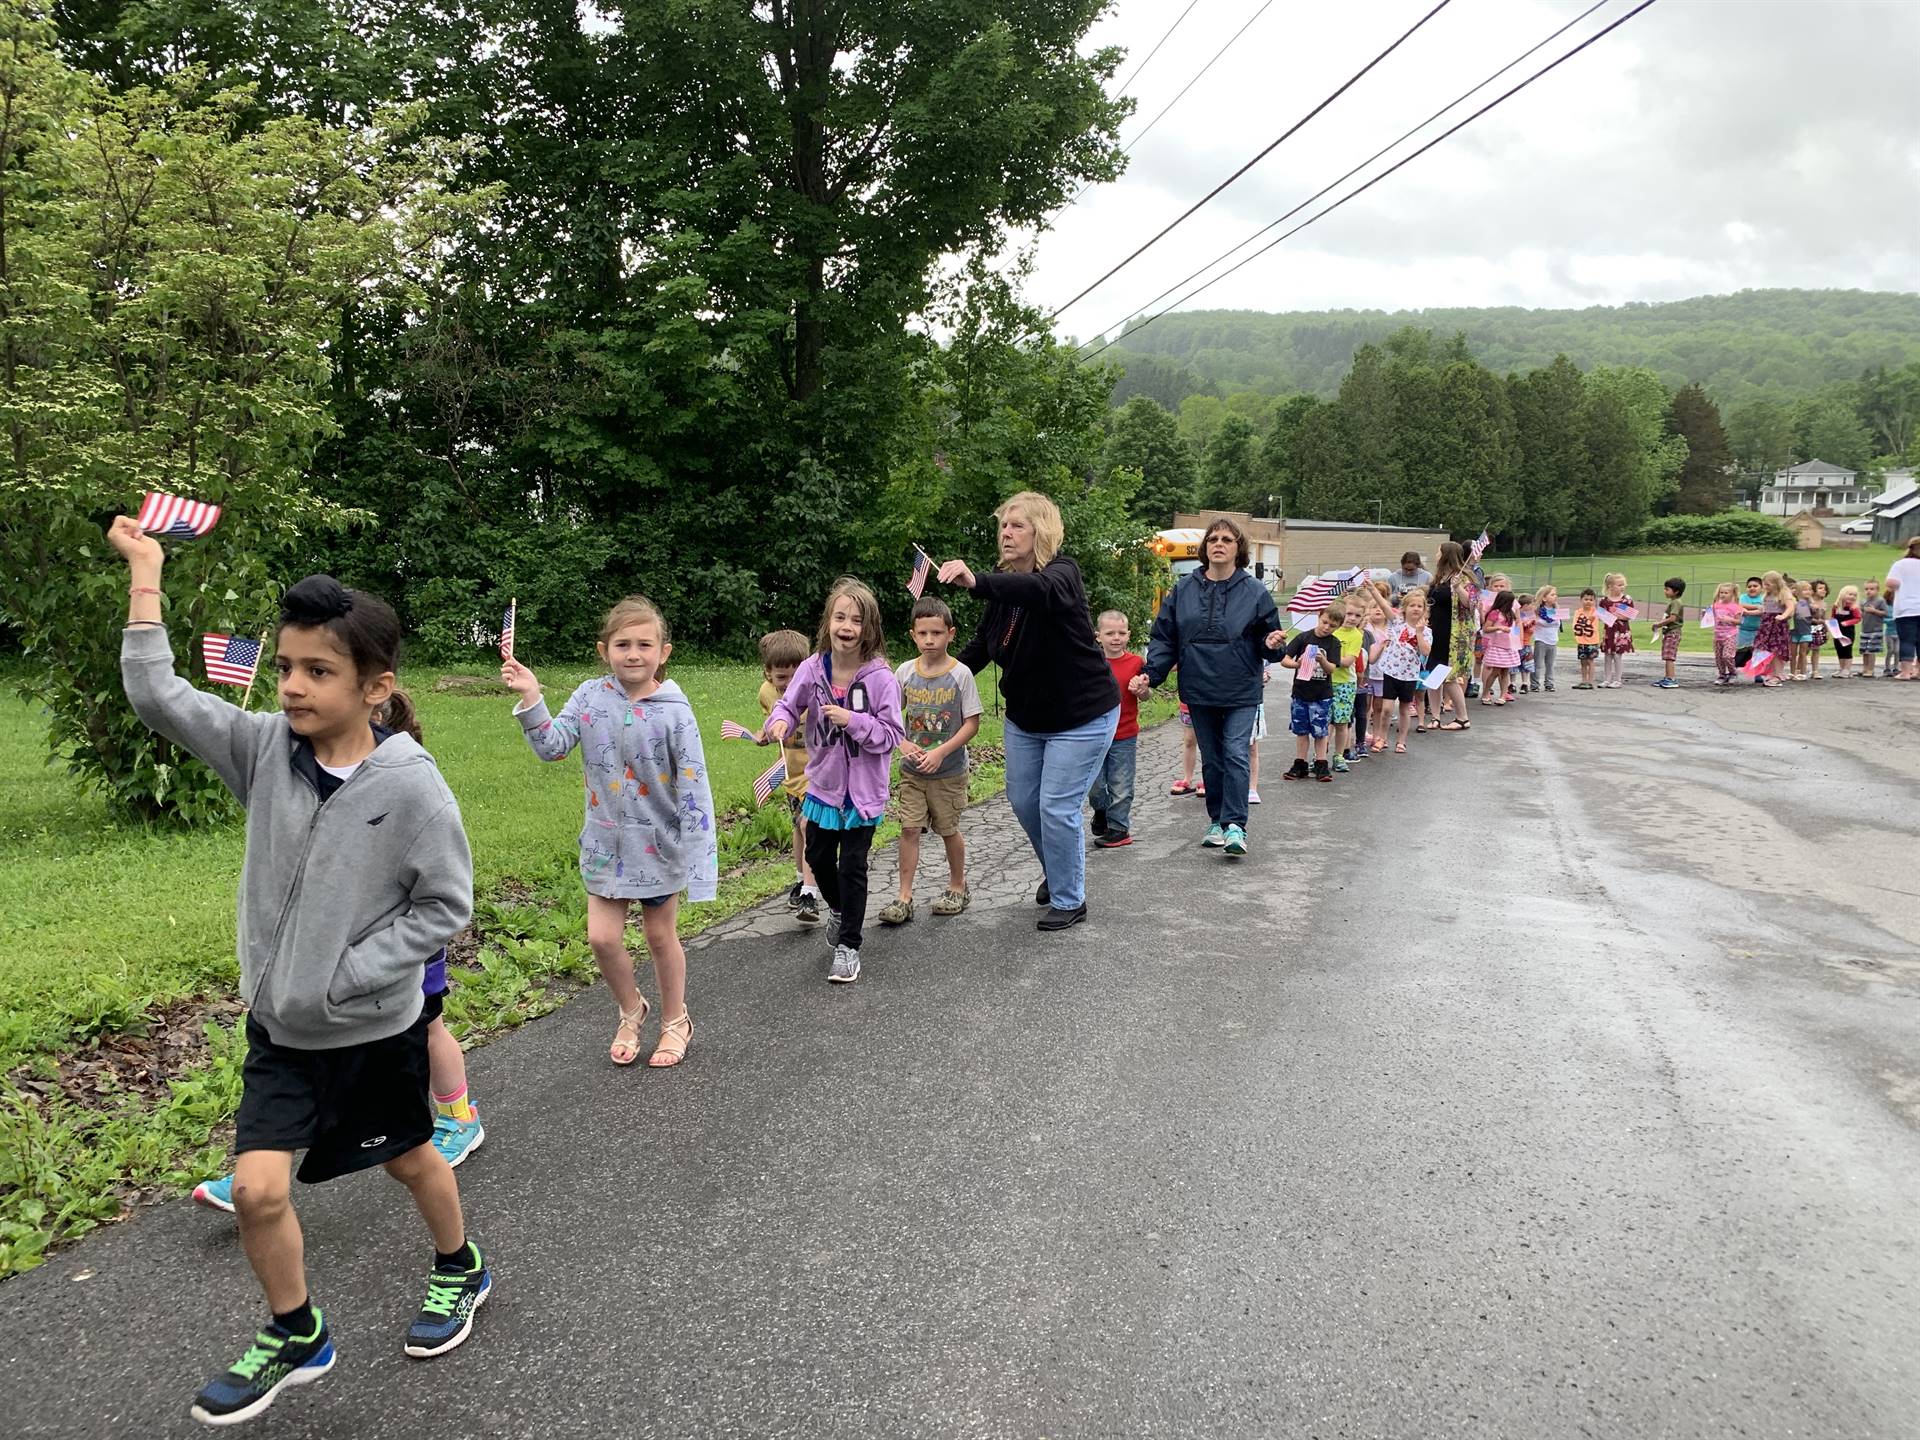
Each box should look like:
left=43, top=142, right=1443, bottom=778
left=1287, top=576, right=1340, bottom=613
left=906, top=546, right=931, bottom=600
left=499, top=598, right=516, bottom=660
left=137, top=491, right=221, bottom=539
left=719, top=719, right=757, bottom=741
left=202, top=633, right=262, bottom=688
left=1467, top=529, right=1491, bottom=565
left=751, top=756, right=786, bottom=806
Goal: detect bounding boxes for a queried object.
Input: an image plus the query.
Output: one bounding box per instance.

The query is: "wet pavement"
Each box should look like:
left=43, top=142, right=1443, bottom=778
left=2, top=660, right=1916, bottom=1438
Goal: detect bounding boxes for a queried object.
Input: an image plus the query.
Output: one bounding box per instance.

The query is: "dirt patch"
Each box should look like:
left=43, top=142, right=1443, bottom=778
left=431, top=673, right=513, bottom=697
left=7, top=994, right=246, bottom=1118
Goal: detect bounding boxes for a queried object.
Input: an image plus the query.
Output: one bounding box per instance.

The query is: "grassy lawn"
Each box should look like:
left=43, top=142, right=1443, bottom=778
left=0, top=654, right=1171, bottom=1276
left=1493, top=544, right=1907, bottom=654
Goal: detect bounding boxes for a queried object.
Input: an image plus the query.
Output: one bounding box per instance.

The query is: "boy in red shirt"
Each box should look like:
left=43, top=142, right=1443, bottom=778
left=1090, top=610, right=1146, bottom=848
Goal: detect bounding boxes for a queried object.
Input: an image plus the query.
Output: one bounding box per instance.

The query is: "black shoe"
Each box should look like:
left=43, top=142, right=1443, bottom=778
left=1313, top=759, right=1332, bottom=782
left=1036, top=904, right=1088, bottom=931
left=1282, top=759, right=1309, bottom=781
left=405, top=1242, right=492, bottom=1358
left=786, top=882, right=803, bottom=911
left=1093, top=829, right=1132, bottom=848
left=1035, top=880, right=1050, bottom=906
left=794, top=891, right=821, bottom=925
left=190, top=1313, right=336, bottom=1425
left=1090, top=807, right=1107, bottom=838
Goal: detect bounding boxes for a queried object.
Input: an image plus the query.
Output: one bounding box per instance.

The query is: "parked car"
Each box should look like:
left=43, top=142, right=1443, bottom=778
left=1840, top=516, right=1875, bottom=535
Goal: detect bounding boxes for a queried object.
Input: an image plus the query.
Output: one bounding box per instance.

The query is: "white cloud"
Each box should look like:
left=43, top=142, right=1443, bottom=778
left=1023, top=0, right=1920, bottom=328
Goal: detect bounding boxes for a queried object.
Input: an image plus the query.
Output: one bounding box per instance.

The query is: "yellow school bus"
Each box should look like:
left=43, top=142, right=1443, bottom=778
left=1150, top=528, right=1204, bottom=611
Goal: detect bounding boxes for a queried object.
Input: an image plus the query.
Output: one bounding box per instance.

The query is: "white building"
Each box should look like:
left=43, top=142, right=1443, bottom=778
left=1760, top=459, right=1869, bottom=516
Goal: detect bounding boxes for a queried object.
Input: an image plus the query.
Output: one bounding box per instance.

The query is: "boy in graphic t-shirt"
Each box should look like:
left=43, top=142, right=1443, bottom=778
left=1281, top=603, right=1344, bottom=783
left=1090, top=610, right=1146, bottom=848
left=878, top=597, right=982, bottom=925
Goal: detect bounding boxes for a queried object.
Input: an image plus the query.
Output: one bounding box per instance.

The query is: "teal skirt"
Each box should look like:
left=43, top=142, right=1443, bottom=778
left=802, top=794, right=880, bottom=831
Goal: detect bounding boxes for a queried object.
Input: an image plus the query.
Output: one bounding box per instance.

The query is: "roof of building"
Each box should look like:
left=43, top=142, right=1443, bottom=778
left=1769, top=459, right=1857, bottom=481
left=1280, top=519, right=1445, bottom=534
left=1878, top=492, right=1920, bottom=520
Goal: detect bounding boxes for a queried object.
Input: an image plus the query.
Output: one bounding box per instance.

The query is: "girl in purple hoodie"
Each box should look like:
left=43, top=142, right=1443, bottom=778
left=765, top=578, right=905, bottom=985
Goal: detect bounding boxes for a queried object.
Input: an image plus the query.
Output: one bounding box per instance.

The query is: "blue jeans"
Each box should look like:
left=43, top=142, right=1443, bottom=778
left=1898, top=614, right=1920, bottom=663
left=1087, top=736, right=1138, bottom=834
left=1185, top=703, right=1257, bottom=830
left=1003, top=707, right=1119, bottom=912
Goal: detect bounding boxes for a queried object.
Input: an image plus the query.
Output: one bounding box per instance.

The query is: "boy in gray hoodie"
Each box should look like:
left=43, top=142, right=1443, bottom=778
left=109, top=517, right=487, bottom=1428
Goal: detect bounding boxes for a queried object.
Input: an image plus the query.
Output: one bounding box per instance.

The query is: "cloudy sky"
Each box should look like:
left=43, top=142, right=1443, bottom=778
left=1026, top=0, right=1920, bottom=340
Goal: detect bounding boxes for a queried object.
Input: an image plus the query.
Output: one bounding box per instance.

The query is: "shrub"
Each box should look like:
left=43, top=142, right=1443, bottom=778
left=1632, top=513, right=1799, bottom=551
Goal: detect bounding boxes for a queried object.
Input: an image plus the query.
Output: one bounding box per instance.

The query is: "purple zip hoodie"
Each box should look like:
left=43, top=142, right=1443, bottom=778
left=765, top=652, right=904, bottom=820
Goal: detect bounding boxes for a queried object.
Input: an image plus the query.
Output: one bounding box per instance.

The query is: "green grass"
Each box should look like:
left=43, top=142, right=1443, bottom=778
left=0, top=656, right=1171, bottom=1276
left=1490, top=544, right=1906, bottom=654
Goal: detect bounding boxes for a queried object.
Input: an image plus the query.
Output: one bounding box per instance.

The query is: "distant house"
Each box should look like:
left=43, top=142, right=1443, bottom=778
left=1760, top=459, right=1870, bottom=516
left=1868, top=468, right=1920, bottom=546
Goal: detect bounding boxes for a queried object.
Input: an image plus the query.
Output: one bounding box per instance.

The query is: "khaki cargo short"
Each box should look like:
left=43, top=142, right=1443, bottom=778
left=897, top=771, right=968, bottom=837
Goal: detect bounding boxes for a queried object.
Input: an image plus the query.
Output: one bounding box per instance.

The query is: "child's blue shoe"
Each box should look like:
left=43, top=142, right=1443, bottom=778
left=431, top=1115, right=486, bottom=1170
left=1200, top=824, right=1227, bottom=848
left=1222, top=825, right=1247, bottom=857
left=193, top=1174, right=236, bottom=1214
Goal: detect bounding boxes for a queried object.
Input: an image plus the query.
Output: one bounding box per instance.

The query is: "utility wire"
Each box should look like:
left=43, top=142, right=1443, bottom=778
left=1047, top=0, right=1455, bottom=323
left=1113, top=0, right=1206, bottom=97
left=1078, top=0, right=1661, bottom=363
left=1081, top=0, right=1613, bottom=349
left=1123, top=1, right=1275, bottom=156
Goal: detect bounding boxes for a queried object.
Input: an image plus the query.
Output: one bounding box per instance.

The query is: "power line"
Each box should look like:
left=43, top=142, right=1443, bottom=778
left=1080, top=0, right=1613, bottom=350
left=1078, top=0, right=1662, bottom=363
left=1123, top=1, right=1275, bottom=157
left=1046, top=0, right=1455, bottom=324
left=1113, top=0, right=1206, bottom=97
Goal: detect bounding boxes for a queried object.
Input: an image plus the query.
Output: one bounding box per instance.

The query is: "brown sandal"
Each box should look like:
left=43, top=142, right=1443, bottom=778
left=610, top=998, right=650, bottom=1066
left=649, top=1012, right=693, bottom=1068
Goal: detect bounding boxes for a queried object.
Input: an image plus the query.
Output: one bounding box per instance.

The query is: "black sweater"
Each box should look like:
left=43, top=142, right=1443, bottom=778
left=957, top=556, right=1120, bottom=734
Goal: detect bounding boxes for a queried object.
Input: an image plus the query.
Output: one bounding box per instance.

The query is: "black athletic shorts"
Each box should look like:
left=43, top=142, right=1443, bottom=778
left=235, top=991, right=440, bottom=1184
left=1381, top=675, right=1419, bottom=703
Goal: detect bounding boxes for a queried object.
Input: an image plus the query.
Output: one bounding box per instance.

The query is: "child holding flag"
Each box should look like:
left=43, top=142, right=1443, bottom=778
left=765, top=579, right=905, bottom=984
left=1280, top=603, right=1343, bottom=782
left=1598, top=572, right=1636, bottom=688
left=110, top=517, right=490, bottom=1425
left=757, top=629, right=822, bottom=923
left=503, top=596, right=716, bottom=1068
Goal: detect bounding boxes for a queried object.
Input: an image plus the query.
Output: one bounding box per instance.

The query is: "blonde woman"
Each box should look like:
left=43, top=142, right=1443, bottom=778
left=940, top=492, right=1119, bottom=931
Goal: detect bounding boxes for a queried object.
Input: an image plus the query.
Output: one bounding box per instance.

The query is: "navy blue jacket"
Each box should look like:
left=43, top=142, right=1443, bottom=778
left=1144, top=568, right=1282, bottom=708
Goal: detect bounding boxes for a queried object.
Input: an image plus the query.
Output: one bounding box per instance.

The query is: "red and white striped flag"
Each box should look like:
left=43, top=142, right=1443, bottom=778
left=499, top=598, right=516, bottom=660
left=906, top=546, right=931, bottom=600
left=137, top=491, right=221, bottom=539
left=201, top=633, right=263, bottom=688
left=1468, top=529, right=1491, bottom=565
left=719, top=719, right=757, bottom=741
left=751, top=756, right=786, bottom=806
left=1287, top=576, right=1341, bottom=613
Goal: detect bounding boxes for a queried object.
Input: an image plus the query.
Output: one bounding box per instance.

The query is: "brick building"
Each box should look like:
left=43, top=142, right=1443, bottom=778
left=1174, top=512, right=1451, bottom=592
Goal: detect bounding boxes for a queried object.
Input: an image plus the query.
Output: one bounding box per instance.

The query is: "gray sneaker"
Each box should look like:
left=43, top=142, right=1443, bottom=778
left=826, top=910, right=841, bottom=947
left=828, top=945, right=861, bottom=984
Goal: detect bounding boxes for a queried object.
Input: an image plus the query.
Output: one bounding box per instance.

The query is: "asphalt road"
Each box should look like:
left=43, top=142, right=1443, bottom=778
left=3, top=659, right=1916, bottom=1438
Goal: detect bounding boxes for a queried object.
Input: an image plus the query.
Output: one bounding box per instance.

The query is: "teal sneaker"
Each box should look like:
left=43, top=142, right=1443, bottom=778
left=1200, top=824, right=1227, bottom=848
left=404, top=1242, right=491, bottom=1358
left=189, top=1312, right=334, bottom=1425
left=1222, top=825, right=1247, bottom=857
left=1332, top=756, right=1351, bottom=772
left=192, top=1174, right=236, bottom=1214
left=431, top=1114, right=486, bottom=1170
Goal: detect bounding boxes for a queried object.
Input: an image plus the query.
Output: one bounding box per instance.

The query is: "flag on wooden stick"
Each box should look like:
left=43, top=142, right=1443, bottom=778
left=1467, top=529, right=1491, bottom=565
left=137, top=491, right=221, bottom=539
left=906, top=546, right=931, bottom=600
left=202, top=633, right=263, bottom=688
left=500, top=598, right=516, bottom=660
left=751, top=756, right=786, bottom=807
left=719, top=719, right=758, bottom=741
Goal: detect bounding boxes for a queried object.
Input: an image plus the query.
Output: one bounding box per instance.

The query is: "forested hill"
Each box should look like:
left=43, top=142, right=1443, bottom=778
left=1099, top=289, right=1920, bottom=409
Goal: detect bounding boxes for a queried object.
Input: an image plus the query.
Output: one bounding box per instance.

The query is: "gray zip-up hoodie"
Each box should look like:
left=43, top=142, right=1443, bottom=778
left=121, top=625, right=474, bottom=1050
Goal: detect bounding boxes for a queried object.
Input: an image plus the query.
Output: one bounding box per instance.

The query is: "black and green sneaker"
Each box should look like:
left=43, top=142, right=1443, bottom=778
left=404, top=1242, right=492, bottom=1358
left=189, top=1313, right=334, bottom=1426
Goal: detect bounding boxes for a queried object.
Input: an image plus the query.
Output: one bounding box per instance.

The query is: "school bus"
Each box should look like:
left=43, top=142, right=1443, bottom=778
left=1150, top=528, right=1204, bottom=611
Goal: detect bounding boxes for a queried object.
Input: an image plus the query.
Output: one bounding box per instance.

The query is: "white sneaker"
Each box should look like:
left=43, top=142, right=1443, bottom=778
left=828, top=945, right=861, bottom=984
left=1248, top=789, right=1262, bottom=804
